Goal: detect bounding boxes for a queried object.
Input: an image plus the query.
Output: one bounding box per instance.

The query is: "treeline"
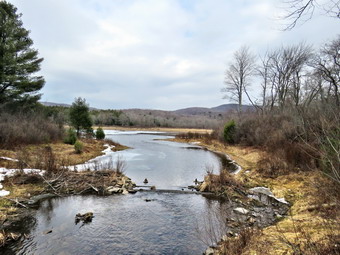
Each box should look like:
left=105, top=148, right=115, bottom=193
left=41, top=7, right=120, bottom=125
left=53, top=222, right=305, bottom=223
left=41, top=106, right=225, bottom=129
left=220, top=35, right=339, bottom=184
left=92, top=108, right=224, bottom=129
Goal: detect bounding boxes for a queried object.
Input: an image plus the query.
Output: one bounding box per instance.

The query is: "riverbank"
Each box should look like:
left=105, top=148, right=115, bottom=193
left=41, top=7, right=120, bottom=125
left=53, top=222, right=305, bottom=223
left=169, top=137, right=340, bottom=255
left=0, top=138, right=132, bottom=247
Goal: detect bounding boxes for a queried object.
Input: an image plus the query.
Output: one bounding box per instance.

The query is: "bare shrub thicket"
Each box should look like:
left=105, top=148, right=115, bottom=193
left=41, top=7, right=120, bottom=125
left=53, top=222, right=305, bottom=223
left=219, top=228, right=263, bottom=255
left=0, top=111, right=64, bottom=149
left=219, top=36, right=340, bottom=183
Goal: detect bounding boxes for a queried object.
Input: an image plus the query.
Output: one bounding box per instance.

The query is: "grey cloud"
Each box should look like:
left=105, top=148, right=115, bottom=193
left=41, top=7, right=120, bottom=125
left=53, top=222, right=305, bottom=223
left=9, top=0, right=339, bottom=110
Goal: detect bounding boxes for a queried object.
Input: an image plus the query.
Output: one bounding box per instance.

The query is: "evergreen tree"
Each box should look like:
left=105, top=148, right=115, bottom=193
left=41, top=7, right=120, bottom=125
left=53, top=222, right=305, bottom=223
left=0, top=1, right=44, bottom=108
left=69, top=97, right=93, bottom=136
left=95, top=127, right=105, bottom=140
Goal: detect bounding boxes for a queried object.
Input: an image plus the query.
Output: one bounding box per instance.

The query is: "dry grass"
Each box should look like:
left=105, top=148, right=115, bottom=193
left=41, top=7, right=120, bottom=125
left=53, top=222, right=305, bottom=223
left=171, top=137, right=340, bottom=255
left=169, top=137, right=262, bottom=171
left=0, top=139, right=128, bottom=168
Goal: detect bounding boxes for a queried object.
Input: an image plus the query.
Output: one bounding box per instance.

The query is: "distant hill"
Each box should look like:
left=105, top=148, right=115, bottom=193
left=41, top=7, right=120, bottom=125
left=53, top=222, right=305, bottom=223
left=173, top=104, right=254, bottom=116
left=40, top=101, right=71, bottom=108
left=41, top=101, right=253, bottom=116
left=40, top=101, right=98, bottom=110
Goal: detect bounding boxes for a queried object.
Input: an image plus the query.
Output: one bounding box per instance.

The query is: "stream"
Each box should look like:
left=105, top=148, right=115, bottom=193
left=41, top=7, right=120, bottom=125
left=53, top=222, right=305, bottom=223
left=3, top=131, right=232, bottom=255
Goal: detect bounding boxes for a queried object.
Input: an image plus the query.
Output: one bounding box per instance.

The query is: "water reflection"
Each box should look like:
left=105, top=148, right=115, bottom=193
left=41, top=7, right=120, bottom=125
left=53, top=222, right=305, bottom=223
left=16, top=193, right=221, bottom=255
left=105, top=132, right=223, bottom=189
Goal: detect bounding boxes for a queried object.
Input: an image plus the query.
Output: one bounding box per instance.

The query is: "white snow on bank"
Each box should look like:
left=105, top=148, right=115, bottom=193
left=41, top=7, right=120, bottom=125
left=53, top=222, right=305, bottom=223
left=0, top=190, right=10, bottom=197
left=224, top=154, right=242, bottom=175
left=102, top=144, right=115, bottom=154
left=0, top=168, right=45, bottom=197
left=105, top=130, right=164, bottom=136
left=68, top=144, right=139, bottom=171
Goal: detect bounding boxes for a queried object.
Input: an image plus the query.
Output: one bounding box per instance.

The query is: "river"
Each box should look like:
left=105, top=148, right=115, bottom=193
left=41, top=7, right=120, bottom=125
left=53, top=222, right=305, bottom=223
left=3, top=130, right=230, bottom=255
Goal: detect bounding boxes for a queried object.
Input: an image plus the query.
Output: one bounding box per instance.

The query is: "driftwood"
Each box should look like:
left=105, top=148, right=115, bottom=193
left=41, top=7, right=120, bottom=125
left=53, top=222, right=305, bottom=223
left=42, top=170, right=135, bottom=196
left=2, top=197, right=28, bottom=208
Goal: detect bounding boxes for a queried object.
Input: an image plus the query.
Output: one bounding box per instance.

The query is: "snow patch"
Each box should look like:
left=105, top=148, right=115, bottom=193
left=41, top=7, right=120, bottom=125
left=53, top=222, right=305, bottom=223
left=190, top=142, right=201, bottom=145
left=0, top=190, right=10, bottom=197
left=105, top=130, right=164, bottom=136
left=102, top=144, right=115, bottom=154
left=224, top=154, right=242, bottom=175
left=0, top=157, right=19, bottom=162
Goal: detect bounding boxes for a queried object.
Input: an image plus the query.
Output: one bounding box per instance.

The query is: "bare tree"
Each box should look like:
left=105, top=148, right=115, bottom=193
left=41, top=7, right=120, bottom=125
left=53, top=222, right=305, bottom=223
left=222, top=46, right=256, bottom=112
left=264, top=43, right=312, bottom=108
left=257, top=52, right=273, bottom=111
left=282, top=0, right=340, bottom=30
left=312, top=35, right=340, bottom=107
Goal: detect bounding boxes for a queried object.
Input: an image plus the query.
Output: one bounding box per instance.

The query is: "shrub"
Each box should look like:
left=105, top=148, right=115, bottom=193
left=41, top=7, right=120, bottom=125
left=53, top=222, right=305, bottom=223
left=64, top=128, right=77, bottom=145
left=223, top=120, right=236, bottom=144
left=95, top=127, right=105, bottom=140
left=74, top=140, right=84, bottom=154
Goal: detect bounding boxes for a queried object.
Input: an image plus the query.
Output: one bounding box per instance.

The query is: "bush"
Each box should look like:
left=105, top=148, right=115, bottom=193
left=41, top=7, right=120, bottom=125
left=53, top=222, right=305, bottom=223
left=64, top=128, right=77, bottom=145
left=74, top=140, right=83, bottom=154
left=95, top=127, right=105, bottom=140
left=223, top=120, right=236, bottom=144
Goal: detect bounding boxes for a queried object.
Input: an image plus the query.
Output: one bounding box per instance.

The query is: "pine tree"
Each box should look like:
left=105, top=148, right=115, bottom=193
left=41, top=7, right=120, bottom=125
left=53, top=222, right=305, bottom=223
left=0, top=1, right=44, bottom=108
left=69, top=97, right=93, bottom=136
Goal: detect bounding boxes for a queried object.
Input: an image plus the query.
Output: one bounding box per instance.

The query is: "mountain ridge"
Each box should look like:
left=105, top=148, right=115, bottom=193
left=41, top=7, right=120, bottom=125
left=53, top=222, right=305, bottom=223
left=40, top=101, right=253, bottom=115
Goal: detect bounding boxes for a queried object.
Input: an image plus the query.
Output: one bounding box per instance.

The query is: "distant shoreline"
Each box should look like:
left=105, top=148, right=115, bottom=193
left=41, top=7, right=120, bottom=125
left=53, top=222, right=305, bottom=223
left=93, top=126, right=213, bottom=134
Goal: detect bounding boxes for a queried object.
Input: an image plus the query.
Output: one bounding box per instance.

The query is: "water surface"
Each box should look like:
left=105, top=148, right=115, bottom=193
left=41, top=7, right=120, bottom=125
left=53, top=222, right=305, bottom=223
left=5, top=131, right=227, bottom=255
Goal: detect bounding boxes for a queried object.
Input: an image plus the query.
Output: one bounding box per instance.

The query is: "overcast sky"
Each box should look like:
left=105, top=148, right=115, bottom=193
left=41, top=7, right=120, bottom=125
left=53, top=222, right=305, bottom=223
left=9, top=0, right=339, bottom=110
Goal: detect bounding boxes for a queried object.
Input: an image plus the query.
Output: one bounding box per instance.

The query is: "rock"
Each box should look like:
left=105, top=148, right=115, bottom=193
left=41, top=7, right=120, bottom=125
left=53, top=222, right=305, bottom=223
left=145, top=199, right=154, bottom=202
left=233, top=207, right=249, bottom=215
left=275, top=213, right=283, bottom=220
left=143, top=178, right=148, bottom=184
left=205, top=247, right=215, bottom=255
left=44, top=230, right=52, bottom=235
left=150, top=186, right=156, bottom=190
left=128, top=189, right=137, bottom=194
left=249, top=186, right=289, bottom=205
left=247, top=217, right=256, bottom=225
left=75, top=212, right=94, bottom=224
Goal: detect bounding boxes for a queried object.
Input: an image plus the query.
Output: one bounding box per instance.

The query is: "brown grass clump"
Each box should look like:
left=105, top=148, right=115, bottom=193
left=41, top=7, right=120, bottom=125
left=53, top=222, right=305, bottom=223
left=202, top=169, right=245, bottom=197
left=218, top=228, right=264, bottom=255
